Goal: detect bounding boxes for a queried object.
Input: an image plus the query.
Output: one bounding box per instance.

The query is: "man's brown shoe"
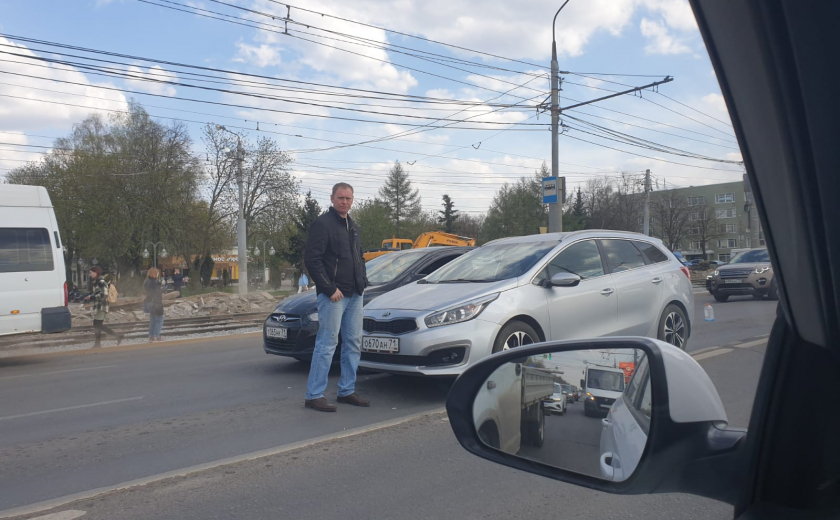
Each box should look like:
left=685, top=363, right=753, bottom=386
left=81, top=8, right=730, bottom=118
left=337, top=393, right=370, bottom=407
left=304, top=398, right=337, bottom=412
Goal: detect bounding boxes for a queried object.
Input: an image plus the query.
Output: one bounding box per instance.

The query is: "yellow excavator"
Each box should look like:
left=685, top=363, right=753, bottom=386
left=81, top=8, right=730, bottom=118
left=362, top=232, right=477, bottom=262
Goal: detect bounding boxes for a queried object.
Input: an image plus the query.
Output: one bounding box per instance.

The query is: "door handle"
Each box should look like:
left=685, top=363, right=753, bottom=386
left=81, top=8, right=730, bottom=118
left=651, top=277, right=663, bottom=284
left=486, top=381, right=496, bottom=390
left=600, top=288, right=615, bottom=296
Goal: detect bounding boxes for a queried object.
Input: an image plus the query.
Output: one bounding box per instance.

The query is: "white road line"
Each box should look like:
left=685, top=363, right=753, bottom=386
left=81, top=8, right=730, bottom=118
left=28, top=510, right=86, bottom=520
left=734, top=339, right=768, bottom=349
left=0, top=396, right=144, bottom=422
left=0, top=407, right=446, bottom=519
left=692, top=348, right=733, bottom=361
left=0, top=365, right=119, bottom=381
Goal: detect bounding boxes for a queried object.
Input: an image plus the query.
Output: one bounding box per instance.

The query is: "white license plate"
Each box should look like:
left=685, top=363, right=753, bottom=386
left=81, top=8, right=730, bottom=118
left=266, top=327, right=287, bottom=339
left=362, top=336, right=399, bottom=353
left=724, top=279, right=742, bottom=284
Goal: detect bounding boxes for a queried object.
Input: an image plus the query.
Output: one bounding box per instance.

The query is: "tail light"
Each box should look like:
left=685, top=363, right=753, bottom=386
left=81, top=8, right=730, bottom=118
left=680, top=266, right=691, bottom=279
left=64, top=281, right=68, bottom=306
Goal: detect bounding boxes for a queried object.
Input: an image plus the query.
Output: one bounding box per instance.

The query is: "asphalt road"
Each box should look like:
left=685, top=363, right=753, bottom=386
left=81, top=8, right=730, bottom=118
left=0, top=294, right=775, bottom=519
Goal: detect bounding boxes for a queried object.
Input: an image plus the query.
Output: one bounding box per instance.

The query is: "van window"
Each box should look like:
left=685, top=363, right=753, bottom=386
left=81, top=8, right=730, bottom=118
left=0, top=228, right=54, bottom=273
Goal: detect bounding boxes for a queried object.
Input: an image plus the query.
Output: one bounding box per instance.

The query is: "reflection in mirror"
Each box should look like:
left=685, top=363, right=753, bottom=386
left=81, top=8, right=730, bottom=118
left=472, top=348, right=649, bottom=481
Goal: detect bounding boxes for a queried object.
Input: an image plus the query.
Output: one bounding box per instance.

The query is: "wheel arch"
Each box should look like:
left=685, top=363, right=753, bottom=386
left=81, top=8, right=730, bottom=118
left=498, top=314, right=547, bottom=343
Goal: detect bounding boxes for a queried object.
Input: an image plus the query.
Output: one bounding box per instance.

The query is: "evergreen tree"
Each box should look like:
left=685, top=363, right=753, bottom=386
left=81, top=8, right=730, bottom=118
left=438, top=194, right=459, bottom=233
left=284, top=191, right=322, bottom=272
left=377, top=161, right=421, bottom=235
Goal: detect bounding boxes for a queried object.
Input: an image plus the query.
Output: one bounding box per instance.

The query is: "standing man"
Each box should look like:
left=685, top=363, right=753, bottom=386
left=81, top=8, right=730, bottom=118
left=84, top=266, right=123, bottom=347
left=303, top=182, right=369, bottom=412
left=172, top=268, right=185, bottom=298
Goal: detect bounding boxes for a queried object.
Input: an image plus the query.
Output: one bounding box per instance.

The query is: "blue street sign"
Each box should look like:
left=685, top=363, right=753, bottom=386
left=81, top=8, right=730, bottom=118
left=543, top=176, right=558, bottom=204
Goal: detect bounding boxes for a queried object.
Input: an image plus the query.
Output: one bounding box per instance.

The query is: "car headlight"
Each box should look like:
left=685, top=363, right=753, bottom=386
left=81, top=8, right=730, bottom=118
left=424, top=293, right=499, bottom=328
left=307, top=311, right=319, bottom=322
left=754, top=267, right=772, bottom=274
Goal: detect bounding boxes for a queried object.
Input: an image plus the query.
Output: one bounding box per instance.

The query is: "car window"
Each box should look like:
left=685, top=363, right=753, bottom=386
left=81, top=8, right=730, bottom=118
left=633, top=241, right=669, bottom=264
left=366, top=252, right=424, bottom=285
left=624, top=354, right=648, bottom=403
left=600, top=240, right=647, bottom=273
left=542, top=240, right=605, bottom=281
left=416, top=254, right=461, bottom=276
left=638, top=374, right=652, bottom=420
left=425, top=241, right=557, bottom=283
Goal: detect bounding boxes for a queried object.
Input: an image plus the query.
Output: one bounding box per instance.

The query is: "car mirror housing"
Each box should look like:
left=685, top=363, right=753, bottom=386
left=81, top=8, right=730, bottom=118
left=446, top=338, right=747, bottom=504
left=548, top=272, right=581, bottom=287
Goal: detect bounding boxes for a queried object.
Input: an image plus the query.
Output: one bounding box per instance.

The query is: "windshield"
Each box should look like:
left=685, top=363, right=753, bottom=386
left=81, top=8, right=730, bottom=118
left=728, top=249, right=770, bottom=264
left=587, top=369, right=626, bottom=392
left=425, top=242, right=556, bottom=283
left=365, top=252, right=423, bottom=285
left=561, top=384, right=572, bottom=393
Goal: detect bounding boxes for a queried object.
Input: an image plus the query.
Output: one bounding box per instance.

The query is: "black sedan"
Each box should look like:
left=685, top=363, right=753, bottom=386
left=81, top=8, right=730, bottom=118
left=263, top=247, right=473, bottom=362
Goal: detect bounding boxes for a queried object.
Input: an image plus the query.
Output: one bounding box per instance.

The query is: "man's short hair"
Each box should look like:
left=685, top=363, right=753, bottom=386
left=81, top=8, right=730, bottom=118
left=90, top=266, right=102, bottom=276
left=332, top=182, right=354, bottom=195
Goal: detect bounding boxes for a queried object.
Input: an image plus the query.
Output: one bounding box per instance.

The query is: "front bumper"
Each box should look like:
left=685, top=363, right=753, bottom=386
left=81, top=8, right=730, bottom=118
left=544, top=400, right=565, bottom=413
left=711, top=272, right=774, bottom=296
left=358, top=314, right=501, bottom=377
left=263, top=314, right=327, bottom=358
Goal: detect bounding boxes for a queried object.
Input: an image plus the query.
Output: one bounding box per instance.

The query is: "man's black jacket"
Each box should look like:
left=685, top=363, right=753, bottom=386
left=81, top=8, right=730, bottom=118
left=304, top=207, right=367, bottom=297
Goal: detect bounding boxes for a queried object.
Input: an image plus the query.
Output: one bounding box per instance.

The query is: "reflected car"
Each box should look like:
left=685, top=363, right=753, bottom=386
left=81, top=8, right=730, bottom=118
left=262, top=247, right=472, bottom=361
left=543, top=383, right=567, bottom=415
left=708, top=248, right=777, bottom=302
left=360, top=230, right=694, bottom=377
left=600, top=354, right=652, bottom=481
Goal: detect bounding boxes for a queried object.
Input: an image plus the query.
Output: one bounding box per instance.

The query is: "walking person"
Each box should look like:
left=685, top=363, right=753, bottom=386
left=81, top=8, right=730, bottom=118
left=145, top=267, right=165, bottom=342
left=84, top=266, right=123, bottom=348
left=298, top=271, right=309, bottom=294
left=303, top=182, right=369, bottom=412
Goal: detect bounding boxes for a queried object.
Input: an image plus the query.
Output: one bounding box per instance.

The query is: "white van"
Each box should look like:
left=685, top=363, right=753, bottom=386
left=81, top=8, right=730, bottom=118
left=0, top=185, right=71, bottom=335
left=583, top=365, right=626, bottom=417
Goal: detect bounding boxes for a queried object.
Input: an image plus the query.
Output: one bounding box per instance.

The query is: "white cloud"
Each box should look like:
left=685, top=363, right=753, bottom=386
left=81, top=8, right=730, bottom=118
left=640, top=18, right=691, bottom=55
left=0, top=37, right=128, bottom=132
left=234, top=42, right=283, bottom=68
left=725, top=152, right=743, bottom=162
left=124, top=66, right=178, bottom=96
left=640, top=0, right=697, bottom=31
left=701, top=93, right=729, bottom=117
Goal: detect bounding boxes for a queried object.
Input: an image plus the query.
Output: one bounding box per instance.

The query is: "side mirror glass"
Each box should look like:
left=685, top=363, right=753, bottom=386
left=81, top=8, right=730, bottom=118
left=472, top=348, right=646, bottom=481
left=549, top=272, right=581, bottom=287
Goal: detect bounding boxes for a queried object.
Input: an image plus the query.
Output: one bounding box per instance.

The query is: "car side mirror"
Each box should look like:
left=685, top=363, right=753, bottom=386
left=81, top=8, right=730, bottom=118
left=446, top=338, right=747, bottom=505
left=548, top=272, right=581, bottom=287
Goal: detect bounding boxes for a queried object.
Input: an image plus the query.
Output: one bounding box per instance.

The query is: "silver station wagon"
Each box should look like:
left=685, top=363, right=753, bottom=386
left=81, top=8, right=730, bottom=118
left=359, top=230, right=694, bottom=377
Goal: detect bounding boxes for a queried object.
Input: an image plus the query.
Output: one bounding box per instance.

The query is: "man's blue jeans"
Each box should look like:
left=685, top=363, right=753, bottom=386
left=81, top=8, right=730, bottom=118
left=305, top=292, right=363, bottom=400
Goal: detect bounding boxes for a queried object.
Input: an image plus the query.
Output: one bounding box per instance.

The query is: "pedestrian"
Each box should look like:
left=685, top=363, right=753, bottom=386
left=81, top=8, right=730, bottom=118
left=172, top=268, right=185, bottom=298
left=144, top=267, right=165, bottom=342
left=298, top=271, right=309, bottom=294
left=84, top=266, right=123, bottom=348
left=303, top=182, right=369, bottom=412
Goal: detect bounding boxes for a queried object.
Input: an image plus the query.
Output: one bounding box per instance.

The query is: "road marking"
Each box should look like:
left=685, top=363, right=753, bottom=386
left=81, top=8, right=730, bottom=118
left=692, top=348, right=733, bottom=361
left=734, top=338, right=767, bottom=349
left=0, top=396, right=144, bottom=422
left=0, top=407, right=446, bottom=519
left=688, top=346, right=722, bottom=356
left=28, top=511, right=86, bottom=520
left=0, top=365, right=119, bottom=381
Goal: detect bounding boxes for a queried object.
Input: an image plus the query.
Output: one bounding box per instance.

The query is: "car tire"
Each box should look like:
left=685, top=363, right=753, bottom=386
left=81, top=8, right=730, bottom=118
left=492, top=321, right=539, bottom=354
left=767, top=278, right=779, bottom=300
left=713, top=292, right=730, bottom=302
left=657, top=304, right=688, bottom=350
left=478, top=421, right=501, bottom=450
left=521, top=404, right=545, bottom=447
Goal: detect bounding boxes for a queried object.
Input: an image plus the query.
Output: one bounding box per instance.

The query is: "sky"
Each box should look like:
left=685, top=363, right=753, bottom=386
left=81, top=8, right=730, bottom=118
left=0, top=0, right=744, bottom=216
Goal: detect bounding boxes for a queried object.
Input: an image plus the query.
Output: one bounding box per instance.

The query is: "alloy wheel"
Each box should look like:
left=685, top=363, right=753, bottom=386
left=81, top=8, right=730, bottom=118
left=663, top=312, right=686, bottom=349
left=502, top=331, right=535, bottom=350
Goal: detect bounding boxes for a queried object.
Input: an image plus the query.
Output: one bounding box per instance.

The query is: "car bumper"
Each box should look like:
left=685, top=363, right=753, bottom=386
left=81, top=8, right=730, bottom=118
left=358, top=316, right=501, bottom=377
left=711, top=275, right=773, bottom=296
left=263, top=317, right=324, bottom=358
left=544, top=401, right=565, bottom=412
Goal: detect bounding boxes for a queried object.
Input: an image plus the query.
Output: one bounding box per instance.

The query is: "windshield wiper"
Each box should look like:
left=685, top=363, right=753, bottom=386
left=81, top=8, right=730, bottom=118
left=438, top=278, right=496, bottom=283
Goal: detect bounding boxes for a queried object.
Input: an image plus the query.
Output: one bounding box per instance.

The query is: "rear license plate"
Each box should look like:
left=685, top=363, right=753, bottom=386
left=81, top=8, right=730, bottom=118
left=266, top=327, right=287, bottom=339
left=724, top=279, right=742, bottom=284
left=362, top=336, right=399, bottom=353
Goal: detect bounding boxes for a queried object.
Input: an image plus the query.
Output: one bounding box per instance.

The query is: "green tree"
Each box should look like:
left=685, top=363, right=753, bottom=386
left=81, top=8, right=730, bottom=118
left=481, top=173, right=547, bottom=242
left=572, top=187, right=585, bottom=217
left=284, top=191, right=322, bottom=272
left=438, top=194, right=459, bottom=233
left=377, top=161, right=421, bottom=235
left=351, top=199, right=395, bottom=251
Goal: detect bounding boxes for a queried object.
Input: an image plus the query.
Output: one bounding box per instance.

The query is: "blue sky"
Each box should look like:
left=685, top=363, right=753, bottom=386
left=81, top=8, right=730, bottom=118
left=0, top=0, right=743, bottom=215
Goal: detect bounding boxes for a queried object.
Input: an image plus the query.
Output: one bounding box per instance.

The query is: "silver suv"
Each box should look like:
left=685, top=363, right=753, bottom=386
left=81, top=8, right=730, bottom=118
left=709, top=248, right=776, bottom=302
left=359, top=230, right=695, bottom=377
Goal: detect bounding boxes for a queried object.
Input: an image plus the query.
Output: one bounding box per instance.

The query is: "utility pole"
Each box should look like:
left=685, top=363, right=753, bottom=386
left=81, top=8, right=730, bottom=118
left=549, top=1, right=570, bottom=233
left=217, top=125, right=248, bottom=295
left=643, top=169, right=651, bottom=235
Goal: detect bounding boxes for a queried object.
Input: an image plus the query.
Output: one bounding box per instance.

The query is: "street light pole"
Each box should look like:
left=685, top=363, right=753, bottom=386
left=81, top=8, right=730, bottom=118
left=143, top=241, right=167, bottom=269
left=251, top=240, right=275, bottom=287
left=549, top=0, right=571, bottom=233
left=217, top=125, right=248, bottom=295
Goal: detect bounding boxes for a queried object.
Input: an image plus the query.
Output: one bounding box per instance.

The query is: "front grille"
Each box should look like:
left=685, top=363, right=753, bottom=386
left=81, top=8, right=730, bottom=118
left=268, top=313, right=301, bottom=324
left=363, top=318, right=417, bottom=335
left=719, top=269, right=752, bottom=277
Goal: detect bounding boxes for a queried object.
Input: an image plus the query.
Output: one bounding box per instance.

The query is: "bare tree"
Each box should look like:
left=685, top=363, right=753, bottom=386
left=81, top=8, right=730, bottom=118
left=686, top=205, right=722, bottom=260
left=650, top=189, right=691, bottom=251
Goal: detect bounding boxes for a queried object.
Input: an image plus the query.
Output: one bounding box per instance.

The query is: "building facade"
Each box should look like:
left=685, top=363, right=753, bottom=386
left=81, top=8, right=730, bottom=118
left=651, top=180, right=764, bottom=262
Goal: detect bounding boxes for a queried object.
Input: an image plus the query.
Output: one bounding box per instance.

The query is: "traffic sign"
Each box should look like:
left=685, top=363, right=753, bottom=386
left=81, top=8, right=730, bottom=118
left=542, top=176, right=558, bottom=204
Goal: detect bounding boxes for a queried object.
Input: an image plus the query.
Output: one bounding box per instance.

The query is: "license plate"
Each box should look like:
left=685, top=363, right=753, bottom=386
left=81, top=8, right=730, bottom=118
left=362, top=336, right=399, bottom=353
left=266, top=327, right=287, bottom=339
left=724, top=278, right=742, bottom=284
